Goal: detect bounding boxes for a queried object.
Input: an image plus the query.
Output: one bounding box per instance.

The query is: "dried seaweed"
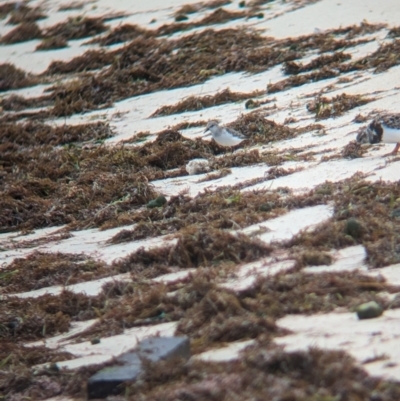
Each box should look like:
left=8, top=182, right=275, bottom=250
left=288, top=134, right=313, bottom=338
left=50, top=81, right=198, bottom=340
left=1, top=94, right=38, bottom=111
left=3, top=6, right=400, bottom=401
left=0, top=121, right=113, bottom=147
left=115, top=227, right=271, bottom=273
left=41, top=28, right=288, bottom=115
left=174, top=0, right=231, bottom=17
left=355, top=39, right=400, bottom=73
left=387, top=26, right=400, bottom=38
left=0, top=3, right=17, bottom=19
left=108, top=185, right=285, bottom=242
left=44, top=50, right=114, bottom=74
left=7, top=5, right=46, bottom=25
left=0, top=251, right=117, bottom=294
left=342, top=140, right=367, bottom=159
left=58, top=2, right=85, bottom=11
left=36, top=35, right=68, bottom=50
left=283, top=51, right=351, bottom=75
left=287, top=177, right=400, bottom=267
left=151, top=88, right=264, bottom=117
left=87, top=24, right=154, bottom=46
left=43, top=16, right=107, bottom=41
left=123, top=343, right=400, bottom=400
left=268, top=67, right=339, bottom=93
left=0, top=63, right=36, bottom=91
left=157, top=8, right=246, bottom=36
left=307, top=93, right=372, bottom=120
left=35, top=22, right=392, bottom=115
left=269, top=37, right=400, bottom=93
left=0, top=290, right=104, bottom=340
left=229, top=111, right=298, bottom=143
left=0, top=22, right=42, bottom=44
left=0, top=125, right=160, bottom=232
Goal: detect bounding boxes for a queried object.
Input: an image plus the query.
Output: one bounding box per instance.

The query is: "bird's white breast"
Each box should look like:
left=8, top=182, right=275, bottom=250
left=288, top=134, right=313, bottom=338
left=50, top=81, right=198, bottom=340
left=382, top=125, right=400, bottom=143
left=214, top=128, right=244, bottom=146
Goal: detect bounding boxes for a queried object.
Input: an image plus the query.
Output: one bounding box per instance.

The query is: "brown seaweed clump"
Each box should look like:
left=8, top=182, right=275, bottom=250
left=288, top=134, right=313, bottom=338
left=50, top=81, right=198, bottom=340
left=40, top=28, right=283, bottom=115
left=151, top=88, right=264, bottom=117
left=354, top=39, right=400, bottom=73
left=1, top=94, right=39, bottom=111
left=174, top=0, right=231, bottom=18
left=107, top=183, right=286, bottom=242
left=38, top=22, right=392, bottom=116
left=268, top=38, right=400, bottom=94
left=387, top=26, right=400, bottom=38
left=42, top=16, right=107, bottom=41
left=131, top=346, right=400, bottom=401
left=0, top=126, right=157, bottom=232
left=0, top=251, right=117, bottom=294
left=44, top=50, right=114, bottom=74
left=0, top=63, right=36, bottom=91
left=1, top=121, right=113, bottom=147
left=0, top=290, right=104, bottom=340
left=307, top=93, right=372, bottom=120
left=58, top=2, right=85, bottom=11
left=36, top=15, right=108, bottom=50
left=283, top=51, right=351, bottom=75
left=0, top=3, right=18, bottom=19
left=36, top=36, right=68, bottom=50
left=0, top=126, right=218, bottom=232
left=342, top=140, right=367, bottom=159
left=79, top=266, right=390, bottom=346
left=176, top=287, right=279, bottom=349
left=287, top=177, right=400, bottom=267
left=268, top=67, right=339, bottom=93
left=7, top=5, right=46, bottom=25
left=0, top=22, right=42, bottom=44
left=115, top=227, right=271, bottom=275
left=157, top=7, right=247, bottom=36
left=87, top=24, right=153, bottom=46
left=229, top=111, right=298, bottom=144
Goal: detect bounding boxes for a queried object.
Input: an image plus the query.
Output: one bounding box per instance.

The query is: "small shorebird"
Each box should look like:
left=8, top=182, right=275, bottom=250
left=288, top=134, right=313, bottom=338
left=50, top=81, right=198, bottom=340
left=356, top=113, right=400, bottom=155
left=203, top=121, right=247, bottom=147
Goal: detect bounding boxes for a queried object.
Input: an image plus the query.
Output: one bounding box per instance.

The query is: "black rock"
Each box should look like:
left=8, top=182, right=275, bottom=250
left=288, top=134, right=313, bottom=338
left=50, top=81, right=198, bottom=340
left=87, top=336, right=190, bottom=399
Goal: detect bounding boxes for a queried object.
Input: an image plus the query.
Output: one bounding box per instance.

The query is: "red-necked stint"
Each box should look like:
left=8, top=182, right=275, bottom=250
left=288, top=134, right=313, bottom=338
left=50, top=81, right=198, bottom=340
left=356, top=114, right=400, bottom=155
left=203, top=121, right=247, bottom=147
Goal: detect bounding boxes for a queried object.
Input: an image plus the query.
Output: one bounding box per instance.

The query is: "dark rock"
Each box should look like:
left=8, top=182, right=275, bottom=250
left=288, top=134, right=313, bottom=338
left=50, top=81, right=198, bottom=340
left=87, top=336, right=190, bottom=399
left=259, top=202, right=274, bottom=212
left=245, top=99, right=257, bottom=109
left=175, top=14, right=188, bottom=22
left=344, top=218, right=363, bottom=239
left=356, top=301, right=383, bottom=320
left=391, top=208, right=400, bottom=218
left=147, top=195, right=167, bottom=208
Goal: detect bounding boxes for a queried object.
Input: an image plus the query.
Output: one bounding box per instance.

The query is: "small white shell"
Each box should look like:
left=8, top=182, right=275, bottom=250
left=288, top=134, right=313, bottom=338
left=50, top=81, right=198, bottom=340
left=186, top=158, right=211, bottom=175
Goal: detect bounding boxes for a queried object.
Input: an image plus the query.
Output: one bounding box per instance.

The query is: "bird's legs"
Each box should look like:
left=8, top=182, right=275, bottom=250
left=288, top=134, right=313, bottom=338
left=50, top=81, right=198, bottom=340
left=383, top=143, right=400, bottom=157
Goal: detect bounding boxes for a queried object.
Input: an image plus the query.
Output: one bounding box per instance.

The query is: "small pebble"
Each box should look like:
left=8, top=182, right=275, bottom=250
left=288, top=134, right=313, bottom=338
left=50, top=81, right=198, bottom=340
left=259, top=202, right=274, bottom=212
left=356, top=301, right=383, bottom=320
left=344, top=218, right=363, bottom=239
left=147, top=195, right=167, bottom=208
left=245, top=99, right=258, bottom=109
left=391, top=208, right=400, bottom=218
left=175, top=14, right=188, bottom=22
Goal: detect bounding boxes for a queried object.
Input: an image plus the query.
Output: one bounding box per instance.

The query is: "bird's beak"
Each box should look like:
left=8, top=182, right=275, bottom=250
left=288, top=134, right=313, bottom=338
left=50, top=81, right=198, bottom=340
left=345, top=129, right=360, bottom=137
left=203, top=128, right=211, bottom=137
